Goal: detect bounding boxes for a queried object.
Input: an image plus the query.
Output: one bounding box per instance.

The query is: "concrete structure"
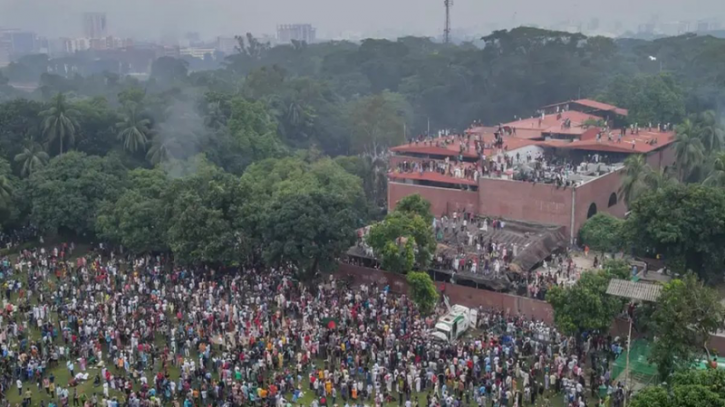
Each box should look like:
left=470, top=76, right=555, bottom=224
left=388, top=101, right=676, bottom=242
left=180, top=47, right=216, bottom=59
left=277, top=24, right=316, bottom=44
left=82, top=12, right=107, bottom=39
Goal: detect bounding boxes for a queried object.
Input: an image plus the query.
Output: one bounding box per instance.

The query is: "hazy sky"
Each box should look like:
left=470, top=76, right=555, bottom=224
left=1, top=0, right=724, bottom=40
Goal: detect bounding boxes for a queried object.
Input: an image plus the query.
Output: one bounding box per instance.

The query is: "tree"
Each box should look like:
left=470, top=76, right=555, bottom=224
left=674, top=119, right=706, bottom=181
left=164, top=161, right=248, bottom=265
left=623, top=184, right=725, bottom=282
left=146, top=137, right=180, bottom=165
left=601, top=73, right=686, bottom=126
left=620, top=155, right=648, bottom=206
left=262, top=190, right=358, bottom=279
left=693, top=110, right=724, bottom=153
left=116, top=102, right=152, bottom=153
left=631, top=365, right=725, bottom=407
left=95, top=168, right=170, bottom=253
left=41, top=92, right=80, bottom=155
left=240, top=156, right=367, bottom=254
left=704, top=151, right=725, bottom=187
left=650, top=274, right=725, bottom=381
left=14, top=140, right=49, bottom=177
left=620, top=154, right=677, bottom=206
left=366, top=210, right=436, bottom=273
left=347, top=91, right=412, bottom=154
left=407, top=271, right=439, bottom=314
left=21, top=152, right=127, bottom=235
left=579, top=213, right=624, bottom=254
left=150, top=57, right=189, bottom=84
left=395, top=194, right=434, bottom=225
left=546, top=261, right=629, bottom=336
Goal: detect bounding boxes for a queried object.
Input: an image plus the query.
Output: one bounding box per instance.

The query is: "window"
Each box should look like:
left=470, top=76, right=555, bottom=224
left=608, top=192, right=617, bottom=207
left=587, top=203, right=597, bottom=219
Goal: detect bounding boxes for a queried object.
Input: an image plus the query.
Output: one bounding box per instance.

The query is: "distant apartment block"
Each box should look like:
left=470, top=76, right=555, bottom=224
left=276, top=24, right=316, bottom=44
left=82, top=12, right=107, bottom=39
left=180, top=47, right=215, bottom=59
left=216, top=37, right=238, bottom=55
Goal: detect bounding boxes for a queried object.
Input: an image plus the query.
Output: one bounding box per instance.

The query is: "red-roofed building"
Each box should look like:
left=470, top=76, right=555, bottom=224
left=542, top=99, right=629, bottom=118
left=388, top=100, right=675, bottom=242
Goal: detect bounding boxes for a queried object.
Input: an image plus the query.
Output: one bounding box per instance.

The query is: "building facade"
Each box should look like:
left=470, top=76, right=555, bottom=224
left=388, top=101, right=676, bottom=243
left=276, top=24, right=316, bottom=44
left=82, top=12, right=107, bottom=39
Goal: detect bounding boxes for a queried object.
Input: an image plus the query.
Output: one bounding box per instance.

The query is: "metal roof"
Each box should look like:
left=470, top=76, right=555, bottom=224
left=606, top=279, right=662, bottom=302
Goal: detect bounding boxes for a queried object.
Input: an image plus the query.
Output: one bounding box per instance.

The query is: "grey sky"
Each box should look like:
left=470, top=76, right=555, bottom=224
left=1, top=0, right=723, bottom=40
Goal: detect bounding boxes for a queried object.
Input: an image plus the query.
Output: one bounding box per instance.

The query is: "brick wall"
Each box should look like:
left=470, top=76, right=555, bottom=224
left=645, top=144, right=676, bottom=171
left=477, top=178, right=573, bottom=233
left=388, top=182, right=479, bottom=217
left=573, top=170, right=627, bottom=235
left=337, top=263, right=554, bottom=323
left=336, top=263, right=725, bottom=354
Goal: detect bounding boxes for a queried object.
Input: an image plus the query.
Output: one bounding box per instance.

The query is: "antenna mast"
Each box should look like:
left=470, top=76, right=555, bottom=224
left=444, top=0, right=452, bottom=44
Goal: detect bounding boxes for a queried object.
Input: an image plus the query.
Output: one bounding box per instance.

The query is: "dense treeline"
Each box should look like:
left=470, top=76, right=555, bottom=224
left=0, top=27, right=724, bottom=272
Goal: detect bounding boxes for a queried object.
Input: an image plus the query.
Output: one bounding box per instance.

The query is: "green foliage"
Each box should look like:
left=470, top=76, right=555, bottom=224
left=407, top=271, right=439, bottom=315
left=546, top=262, right=628, bottom=336
left=366, top=210, right=436, bottom=274
left=262, top=189, right=358, bottom=278
left=650, top=274, right=725, bottom=381
left=601, top=73, right=686, bottom=126
left=348, top=91, right=411, bottom=154
left=579, top=213, right=624, bottom=253
left=164, top=161, right=247, bottom=265
left=41, top=93, right=80, bottom=155
left=21, top=151, right=127, bottom=235
left=395, top=194, right=434, bottom=225
left=631, top=369, right=725, bottom=407
left=95, top=168, right=169, bottom=254
left=623, top=184, right=725, bottom=282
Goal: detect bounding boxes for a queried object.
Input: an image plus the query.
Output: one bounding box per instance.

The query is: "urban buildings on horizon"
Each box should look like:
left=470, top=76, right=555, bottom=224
left=0, top=11, right=723, bottom=69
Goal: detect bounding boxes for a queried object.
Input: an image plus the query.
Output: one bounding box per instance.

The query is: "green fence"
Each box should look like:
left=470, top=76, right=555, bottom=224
left=612, top=339, right=658, bottom=385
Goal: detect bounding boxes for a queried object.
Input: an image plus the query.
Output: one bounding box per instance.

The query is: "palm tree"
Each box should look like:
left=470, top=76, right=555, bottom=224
left=674, top=119, right=705, bottom=181
left=704, top=152, right=725, bottom=187
left=40, top=92, right=80, bottom=155
left=642, top=167, right=678, bottom=192
left=620, top=155, right=648, bottom=206
left=14, top=141, right=49, bottom=177
left=146, top=137, right=179, bottom=165
left=0, top=176, right=12, bottom=208
left=116, top=103, right=152, bottom=153
left=694, top=110, right=724, bottom=152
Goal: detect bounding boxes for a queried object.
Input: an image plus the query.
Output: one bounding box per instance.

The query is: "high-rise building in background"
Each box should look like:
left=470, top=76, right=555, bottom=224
left=276, top=24, right=316, bottom=44
left=82, top=12, right=107, bottom=39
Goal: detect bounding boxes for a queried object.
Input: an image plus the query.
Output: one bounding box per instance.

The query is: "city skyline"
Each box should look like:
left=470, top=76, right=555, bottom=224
left=0, top=0, right=724, bottom=41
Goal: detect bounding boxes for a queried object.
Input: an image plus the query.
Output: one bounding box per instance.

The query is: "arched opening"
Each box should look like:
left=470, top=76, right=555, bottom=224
left=608, top=192, right=617, bottom=207
left=587, top=203, right=598, bottom=219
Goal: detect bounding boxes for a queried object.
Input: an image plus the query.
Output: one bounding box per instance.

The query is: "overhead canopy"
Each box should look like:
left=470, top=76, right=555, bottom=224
left=606, top=279, right=662, bottom=302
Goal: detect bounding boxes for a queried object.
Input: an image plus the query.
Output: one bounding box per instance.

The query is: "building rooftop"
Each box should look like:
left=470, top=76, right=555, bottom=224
left=502, top=110, right=603, bottom=137
left=388, top=170, right=478, bottom=186
left=543, top=99, right=629, bottom=117
left=390, top=138, right=479, bottom=159
left=538, top=130, right=675, bottom=154
left=606, top=279, right=662, bottom=302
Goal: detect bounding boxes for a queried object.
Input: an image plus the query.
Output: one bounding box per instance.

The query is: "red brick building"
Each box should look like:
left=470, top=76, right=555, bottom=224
left=388, top=101, right=676, bottom=243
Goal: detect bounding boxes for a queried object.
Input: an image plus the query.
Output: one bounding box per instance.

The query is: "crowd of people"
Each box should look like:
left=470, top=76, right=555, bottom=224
left=0, top=242, right=627, bottom=407
left=431, top=214, right=515, bottom=279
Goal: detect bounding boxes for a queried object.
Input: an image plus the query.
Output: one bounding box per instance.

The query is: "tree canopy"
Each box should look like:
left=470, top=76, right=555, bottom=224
left=546, top=260, right=629, bottom=336
left=623, top=184, right=725, bottom=282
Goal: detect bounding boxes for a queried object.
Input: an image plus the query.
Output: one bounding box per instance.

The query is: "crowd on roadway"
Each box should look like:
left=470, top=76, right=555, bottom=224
left=0, top=241, right=627, bottom=407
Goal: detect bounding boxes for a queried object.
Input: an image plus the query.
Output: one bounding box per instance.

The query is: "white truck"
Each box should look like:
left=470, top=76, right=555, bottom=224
left=430, top=302, right=478, bottom=343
